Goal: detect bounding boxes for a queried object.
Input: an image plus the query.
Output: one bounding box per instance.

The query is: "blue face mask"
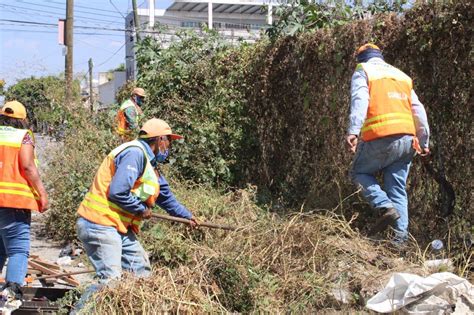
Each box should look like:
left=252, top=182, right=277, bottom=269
left=136, top=96, right=144, bottom=106
left=153, top=149, right=169, bottom=165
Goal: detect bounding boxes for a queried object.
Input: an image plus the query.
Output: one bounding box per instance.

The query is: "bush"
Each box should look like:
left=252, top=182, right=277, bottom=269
left=135, top=31, right=256, bottom=185
left=242, top=1, right=473, bottom=246
left=4, top=76, right=80, bottom=129
left=44, top=106, right=119, bottom=241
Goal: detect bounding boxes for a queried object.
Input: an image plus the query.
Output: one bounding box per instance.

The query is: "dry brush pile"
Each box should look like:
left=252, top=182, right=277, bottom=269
left=75, top=185, right=429, bottom=314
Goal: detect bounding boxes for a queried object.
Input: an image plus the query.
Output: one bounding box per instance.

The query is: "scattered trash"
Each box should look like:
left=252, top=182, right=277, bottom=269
left=78, top=262, right=85, bottom=268
left=59, top=244, right=73, bottom=258
left=56, top=256, right=72, bottom=266
left=59, top=243, right=83, bottom=260
left=0, top=288, right=22, bottom=315
left=331, top=288, right=351, bottom=304
left=0, top=299, right=22, bottom=315
left=366, top=272, right=474, bottom=314
left=431, top=239, right=444, bottom=251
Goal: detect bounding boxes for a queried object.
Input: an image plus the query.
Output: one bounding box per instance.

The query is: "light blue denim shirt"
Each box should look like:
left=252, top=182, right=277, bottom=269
left=108, top=139, right=192, bottom=219
left=348, top=58, right=430, bottom=148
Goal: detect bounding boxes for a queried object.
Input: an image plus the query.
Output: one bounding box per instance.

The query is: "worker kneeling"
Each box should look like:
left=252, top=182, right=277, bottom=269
left=76, top=118, right=198, bottom=281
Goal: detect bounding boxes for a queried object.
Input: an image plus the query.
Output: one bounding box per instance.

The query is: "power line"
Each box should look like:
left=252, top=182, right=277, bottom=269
left=0, top=4, right=123, bottom=26
left=95, top=43, right=126, bottom=68
left=45, top=0, right=128, bottom=16
left=0, top=28, right=126, bottom=37
left=109, top=0, right=126, bottom=19
left=72, top=42, right=126, bottom=69
left=7, top=1, right=127, bottom=20
left=76, top=38, right=118, bottom=54
left=0, top=18, right=145, bottom=33
left=0, top=3, right=124, bottom=25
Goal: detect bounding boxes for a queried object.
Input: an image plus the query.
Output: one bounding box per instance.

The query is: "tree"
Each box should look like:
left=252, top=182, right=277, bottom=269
left=4, top=76, right=79, bottom=127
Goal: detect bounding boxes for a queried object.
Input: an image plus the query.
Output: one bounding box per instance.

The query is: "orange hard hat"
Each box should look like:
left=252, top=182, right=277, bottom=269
left=139, top=118, right=183, bottom=140
left=132, top=87, right=146, bottom=97
left=355, top=43, right=381, bottom=56
left=1, top=101, right=27, bottom=119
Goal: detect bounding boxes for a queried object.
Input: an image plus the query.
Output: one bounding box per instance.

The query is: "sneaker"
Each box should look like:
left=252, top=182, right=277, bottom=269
left=369, top=208, right=400, bottom=236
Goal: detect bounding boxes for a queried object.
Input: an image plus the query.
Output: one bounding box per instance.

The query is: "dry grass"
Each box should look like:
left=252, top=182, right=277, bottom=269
left=76, top=185, right=434, bottom=314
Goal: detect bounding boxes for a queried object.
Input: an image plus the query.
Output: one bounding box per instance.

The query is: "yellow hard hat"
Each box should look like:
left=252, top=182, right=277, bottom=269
left=356, top=43, right=381, bottom=56
left=139, top=118, right=183, bottom=140
left=132, top=87, right=146, bottom=97
left=1, top=101, right=27, bottom=119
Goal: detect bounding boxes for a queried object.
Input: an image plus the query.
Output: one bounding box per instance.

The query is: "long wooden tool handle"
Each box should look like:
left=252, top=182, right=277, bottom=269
left=36, top=269, right=96, bottom=280
left=151, top=213, right=237, bottom=231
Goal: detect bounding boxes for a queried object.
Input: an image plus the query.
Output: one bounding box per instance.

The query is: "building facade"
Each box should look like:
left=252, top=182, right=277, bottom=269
left=125, top=0, right=279, bottom=79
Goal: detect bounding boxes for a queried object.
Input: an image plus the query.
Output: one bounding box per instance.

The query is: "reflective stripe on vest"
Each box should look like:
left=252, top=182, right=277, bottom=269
left=0, top=126, right=40, bottom=211
left=359, top=62, right=416, bottom=141
left=109, top=140, right=159, bottom=204
left=77, top=140, right=159, bottom=234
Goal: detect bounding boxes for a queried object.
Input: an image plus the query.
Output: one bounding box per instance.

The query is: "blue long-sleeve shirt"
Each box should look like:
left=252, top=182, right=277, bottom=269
left=108, top=139, right=192, bottom=219
left=348, top=57, right=430, bottom=148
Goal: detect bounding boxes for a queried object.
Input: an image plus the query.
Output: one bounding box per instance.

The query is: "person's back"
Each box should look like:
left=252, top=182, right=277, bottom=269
left=346, top=44, right=430, bottom=245
left=356, top=58, right=416, bottom=142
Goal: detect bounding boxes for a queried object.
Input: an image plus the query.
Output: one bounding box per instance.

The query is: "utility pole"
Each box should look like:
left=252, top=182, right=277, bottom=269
left=88, top=58, right=93, bottom=111
left=208, top=0, right=213, bottom=30
left=132, top=0, right=141, bottom=42
left=149, top=0, right=155, bottom=28
left=65, top=0, right=74, bottom=106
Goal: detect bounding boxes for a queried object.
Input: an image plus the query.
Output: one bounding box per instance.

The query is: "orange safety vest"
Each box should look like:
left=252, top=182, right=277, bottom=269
left=77, top=140, right=159, bottom=234
left=0, top=126, right=40, bottom=211
left=359, top=62, right=416, bottom=142
left=116, top=99, right=142, bottom=137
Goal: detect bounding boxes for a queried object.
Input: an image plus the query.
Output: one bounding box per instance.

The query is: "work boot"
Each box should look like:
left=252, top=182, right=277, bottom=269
left=369, top=208, right=400, bottom=236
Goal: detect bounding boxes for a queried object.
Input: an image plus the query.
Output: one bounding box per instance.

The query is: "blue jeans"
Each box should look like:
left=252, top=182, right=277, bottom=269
left=350, top=135, right=415, bottom=242
left=0, top=208, right=31, bottom=285
left=76, top=217, right=151, bottom=281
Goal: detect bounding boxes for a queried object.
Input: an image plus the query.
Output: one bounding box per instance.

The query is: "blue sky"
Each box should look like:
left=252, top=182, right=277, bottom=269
left=0, top=0, right=172, bottom=87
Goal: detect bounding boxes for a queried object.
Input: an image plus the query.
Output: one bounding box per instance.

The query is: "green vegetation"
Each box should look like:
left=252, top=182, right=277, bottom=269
left=3, top=75, right=80, bottom=133
left=135, top=30, right=256, bottom=185
left=36, top=0, right=472, bottom=313
left=267, top=0, right=408, bottom=39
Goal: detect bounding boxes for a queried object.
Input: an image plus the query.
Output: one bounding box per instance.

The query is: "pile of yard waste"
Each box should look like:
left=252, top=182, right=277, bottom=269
left=71, top=185, right=441, bottom=314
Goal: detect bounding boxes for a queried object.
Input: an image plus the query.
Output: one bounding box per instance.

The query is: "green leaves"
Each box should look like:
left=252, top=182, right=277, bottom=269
left=134, top=30, right=255, bottom=186
left=267, top=0, right=409, bottom=40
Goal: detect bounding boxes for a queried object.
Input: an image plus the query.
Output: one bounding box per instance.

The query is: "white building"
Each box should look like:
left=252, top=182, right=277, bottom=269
left=125, top=0, right=280, bottom=79
left=97, top=71, right=126, bottom=109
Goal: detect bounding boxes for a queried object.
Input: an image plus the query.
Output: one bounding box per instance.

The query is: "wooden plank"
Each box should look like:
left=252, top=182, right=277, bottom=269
left=30, top=259, right=61, bottom=271
left=28, top=261, right=79, bottom=287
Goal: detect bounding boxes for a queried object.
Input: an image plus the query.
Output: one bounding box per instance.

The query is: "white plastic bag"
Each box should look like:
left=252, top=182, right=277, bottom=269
left=366, top=272, right=474, bottom=314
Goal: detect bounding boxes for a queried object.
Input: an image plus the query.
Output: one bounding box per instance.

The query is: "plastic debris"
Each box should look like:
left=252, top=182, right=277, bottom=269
left=366, top=272, right=474, bottom=314
left=56, top=256, right=72, bottom=266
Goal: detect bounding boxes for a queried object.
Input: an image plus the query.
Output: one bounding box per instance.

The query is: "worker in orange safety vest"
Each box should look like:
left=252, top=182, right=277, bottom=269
left=77, top=118, right=198, bottom=283
left=346, top=44, right=430, bottom=245
left=0, top=101, right=49, bottom=304
left=115, top=87, right=146, bottom=140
